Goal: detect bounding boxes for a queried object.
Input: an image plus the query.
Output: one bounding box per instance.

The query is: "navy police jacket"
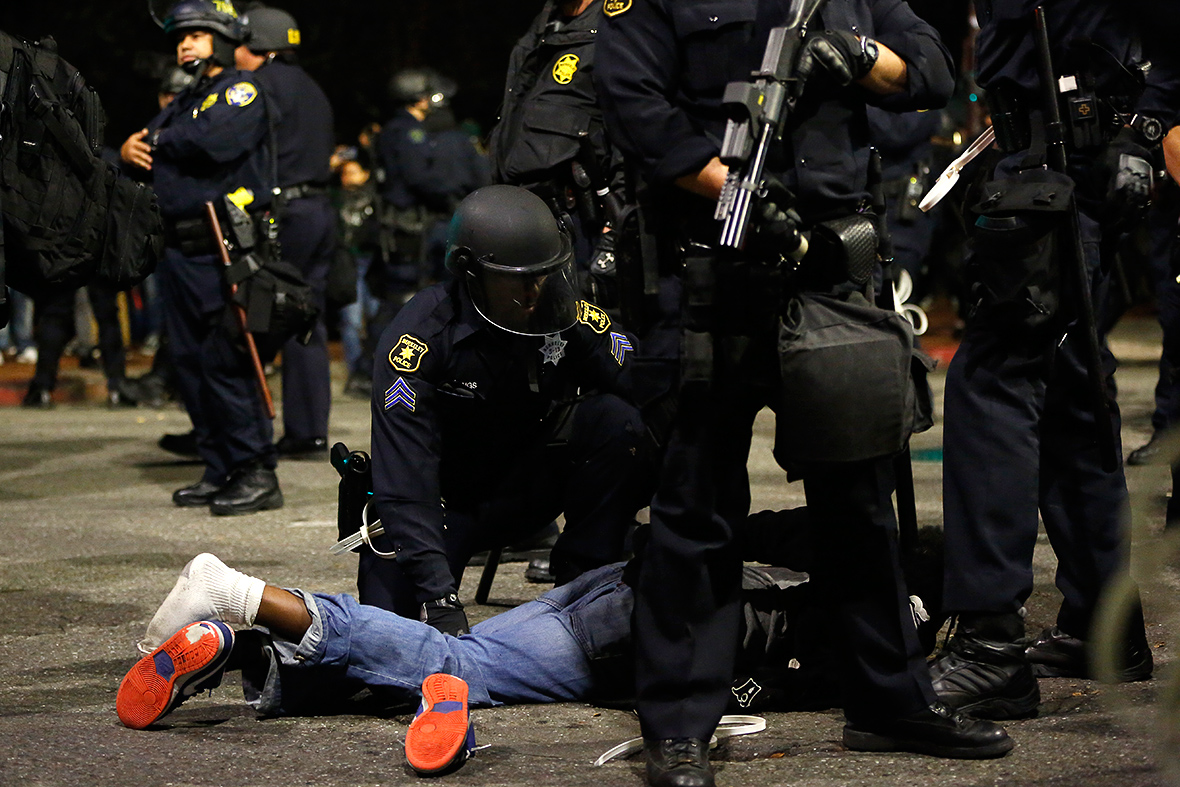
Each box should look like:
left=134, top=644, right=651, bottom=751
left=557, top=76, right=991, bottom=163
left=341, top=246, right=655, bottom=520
left=148, top=68, right=271, bottom=219
left=377, top=109, right=487, bottom=213
left=976, top=0, right=1180, bottom=130
left=595, top=0, right=954, bottom=222
left=251, top=60, right=335, bottom=189
left=370, top=282, right=640, bottom=602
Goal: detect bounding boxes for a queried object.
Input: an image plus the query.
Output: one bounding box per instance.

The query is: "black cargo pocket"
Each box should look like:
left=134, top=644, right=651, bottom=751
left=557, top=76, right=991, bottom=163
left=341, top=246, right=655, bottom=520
left=671, top=0, right=757, bottom=97
left=498, top=101, right=591, bottom=183
left=966, top=170, right=1072, bottom=329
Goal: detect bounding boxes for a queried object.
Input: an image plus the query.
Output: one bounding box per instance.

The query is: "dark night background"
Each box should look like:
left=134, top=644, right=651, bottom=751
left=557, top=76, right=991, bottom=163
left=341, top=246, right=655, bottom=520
left=0, top=0, right=970, bottom=152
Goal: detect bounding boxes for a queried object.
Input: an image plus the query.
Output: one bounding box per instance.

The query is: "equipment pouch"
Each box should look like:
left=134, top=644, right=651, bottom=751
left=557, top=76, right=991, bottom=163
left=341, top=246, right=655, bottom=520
left=965, top=169, right=1073, bottom=329
left=774, top=292, right=915, bottom=464
left=799, top=214, right=878, bottom=288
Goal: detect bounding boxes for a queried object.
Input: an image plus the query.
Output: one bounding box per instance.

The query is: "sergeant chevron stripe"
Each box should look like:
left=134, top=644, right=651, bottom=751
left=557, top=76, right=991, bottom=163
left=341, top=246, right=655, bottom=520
left=384, top=377, right=417, bottom=411
left=609, top=332, right=633, bottom=366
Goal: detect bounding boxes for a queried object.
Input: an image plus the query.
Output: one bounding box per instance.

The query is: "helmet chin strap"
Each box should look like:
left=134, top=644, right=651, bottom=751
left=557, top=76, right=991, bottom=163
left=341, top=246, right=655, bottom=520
left=181, top=58, right=210, bottom=79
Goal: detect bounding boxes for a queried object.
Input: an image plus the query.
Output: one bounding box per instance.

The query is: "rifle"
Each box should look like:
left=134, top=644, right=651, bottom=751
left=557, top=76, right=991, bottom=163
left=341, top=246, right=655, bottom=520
left=1032, top=6, right=1119, bottom=472
left=203, top=200, right=276, bottom=419
left=715, top=0, right=830, bottom=251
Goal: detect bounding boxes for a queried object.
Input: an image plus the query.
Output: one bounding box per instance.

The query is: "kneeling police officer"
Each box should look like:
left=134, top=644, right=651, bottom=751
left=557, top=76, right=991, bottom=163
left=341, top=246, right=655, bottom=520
left=361, top=185, right=657, bottom=634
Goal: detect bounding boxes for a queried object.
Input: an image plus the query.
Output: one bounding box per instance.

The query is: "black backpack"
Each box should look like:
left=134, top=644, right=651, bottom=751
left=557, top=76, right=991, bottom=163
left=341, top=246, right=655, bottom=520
left=0, top=31, right=164, bottom=311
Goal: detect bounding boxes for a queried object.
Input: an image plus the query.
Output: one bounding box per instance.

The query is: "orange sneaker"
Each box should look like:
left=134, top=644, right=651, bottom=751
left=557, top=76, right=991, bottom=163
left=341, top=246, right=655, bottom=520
left=116, top=620, right=233, bottom=730
left=405, top=673, right=475, bottom=775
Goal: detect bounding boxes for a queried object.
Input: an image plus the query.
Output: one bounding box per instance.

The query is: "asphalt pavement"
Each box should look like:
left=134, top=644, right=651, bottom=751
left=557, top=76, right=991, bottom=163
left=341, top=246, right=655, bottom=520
left=1, top=311, right=1178, bottom=787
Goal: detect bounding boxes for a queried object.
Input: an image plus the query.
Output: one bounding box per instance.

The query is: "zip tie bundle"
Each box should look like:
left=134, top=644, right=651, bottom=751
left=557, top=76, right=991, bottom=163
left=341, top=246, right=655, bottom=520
left=593, top=715, right=766, bottom=767
left=329, top=500, right=396, bottom=558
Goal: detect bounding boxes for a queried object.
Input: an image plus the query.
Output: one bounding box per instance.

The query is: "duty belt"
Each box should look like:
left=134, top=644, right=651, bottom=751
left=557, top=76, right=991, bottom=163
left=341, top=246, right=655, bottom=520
left=163, top=215, right=220, bottom=256
left=275, top=182, right=328, bottom=203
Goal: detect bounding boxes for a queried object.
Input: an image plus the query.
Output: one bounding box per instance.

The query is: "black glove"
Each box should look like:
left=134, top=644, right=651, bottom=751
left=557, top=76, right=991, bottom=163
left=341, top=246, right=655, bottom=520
left=1096, top=127, right=1154, bottom=227
left=420, top=594, right=470, bottom=637
left=749, top=179, right=806, bottom=261
left=588, top=228, right=619, bottom=308
left=795, top=30, right=879, bottom=88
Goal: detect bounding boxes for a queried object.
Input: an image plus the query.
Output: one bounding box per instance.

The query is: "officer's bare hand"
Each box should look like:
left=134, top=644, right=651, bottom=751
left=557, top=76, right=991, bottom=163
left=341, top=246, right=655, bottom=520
left=121, top=128, right=153, bottom=171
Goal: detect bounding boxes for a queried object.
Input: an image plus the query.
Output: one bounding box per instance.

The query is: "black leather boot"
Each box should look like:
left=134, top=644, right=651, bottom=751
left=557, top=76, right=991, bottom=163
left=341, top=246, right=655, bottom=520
left=843, top=701, right=1014, bottom=759
left=644, top=738, right=714, bottom=787
left=1025, top=625, right=1153, bottom=682
left=929, top=612, right=1040, bottom=720
left=172, top=479, right=225, bottom=507
left=209, top=467, right=283, bottom=516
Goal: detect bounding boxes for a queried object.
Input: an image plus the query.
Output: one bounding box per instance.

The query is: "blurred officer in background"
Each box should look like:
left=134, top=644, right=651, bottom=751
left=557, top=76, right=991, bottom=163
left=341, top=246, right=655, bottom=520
left=597, top=2, right=1012, bottom=785
left=235, top=4, right=336, bottom=461
left=359, top=185, right=656, bottom=636
left=932, top=0, right=1180, bottom=721
left=121, top=0, right=280, bottom=515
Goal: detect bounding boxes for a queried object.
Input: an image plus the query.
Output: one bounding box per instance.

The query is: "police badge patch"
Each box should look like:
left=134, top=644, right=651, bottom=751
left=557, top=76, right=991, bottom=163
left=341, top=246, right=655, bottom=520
left=389, top=334, right=429, bottom=373
left=225, top=82, right=258, bottom=107
left=200, top=92, right=219, bottom=112
left=540, top=333, right=567, bottom=365
left=604, top=0, right=631, bottom=16
left=553, top=54, right=579, bottom=84
left=577, top=300, right=611, bottom=333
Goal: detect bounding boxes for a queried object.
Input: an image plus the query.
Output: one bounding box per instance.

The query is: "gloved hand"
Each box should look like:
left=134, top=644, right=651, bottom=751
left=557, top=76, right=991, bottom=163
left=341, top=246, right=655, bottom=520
left=749, top=179, right=806, bottom=261
left=588, top=227, right=619, bottom=308
left=420, top=594, right=470, bottom=637
left=795, top=30, right=879, bottom=88
left=1097, top=127, right=1154, bottom=226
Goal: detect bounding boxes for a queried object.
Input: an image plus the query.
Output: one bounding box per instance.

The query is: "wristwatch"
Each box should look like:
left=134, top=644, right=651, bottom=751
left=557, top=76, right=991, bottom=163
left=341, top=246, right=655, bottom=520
left=1128, top=114, right=1165, bottom=147
left=859, top=35, right=880, bottom=75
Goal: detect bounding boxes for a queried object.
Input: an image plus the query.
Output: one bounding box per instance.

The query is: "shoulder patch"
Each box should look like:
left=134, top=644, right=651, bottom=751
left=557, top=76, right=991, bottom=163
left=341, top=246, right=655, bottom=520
left=604, top=0, right=631, bottom=17
left=553, top=54, right=580, bottom=84
left=384, top=377, right=417, bottom=412
left=609, top=331, right=633, bottom=366
left=577, top=300, right=611, bottom=333
left=389, top=334, right=430, bottom=373
left=225, top=82, right=258, bottom=107
left=409, top=128, right=427, bottom=144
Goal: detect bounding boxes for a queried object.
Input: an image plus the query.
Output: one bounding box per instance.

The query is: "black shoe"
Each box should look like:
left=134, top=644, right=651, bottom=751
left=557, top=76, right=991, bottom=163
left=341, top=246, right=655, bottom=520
left=209, top=467, right=283, bottom=516
left=275, top=435, right=329, bottom=461
left=21, top=385, right=53, bottom=409
left=524, top=557, right=555, bottom=584
left=159, top=430, right=198, bottom=457
left=929, top=613, right=1040, bottom=720
left=172, top=479, right=225, bottom=507
left=644, top=739, right=714, bottom=787
left=1127, top=433, right=1168, bottom=466
left=843, top=701, right=1013, bottom=759
left=125, top=372, right=171, bottom=409
left=107, top=379, right=139, bottom=408
left=1025, top=625, right=1153, bottom=681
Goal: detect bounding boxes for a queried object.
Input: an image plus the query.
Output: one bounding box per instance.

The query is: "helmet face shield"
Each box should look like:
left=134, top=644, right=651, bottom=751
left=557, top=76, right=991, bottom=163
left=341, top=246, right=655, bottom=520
left=466, top=249, right=578, bottom=336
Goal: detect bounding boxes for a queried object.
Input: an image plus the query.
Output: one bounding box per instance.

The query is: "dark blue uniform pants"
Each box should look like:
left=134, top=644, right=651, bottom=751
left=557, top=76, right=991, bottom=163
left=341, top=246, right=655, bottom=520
left=358, top=392, right=654, bottom=617
left=943, top=212, right=1130, bottom=637
left=278, top=195, right=335, bottom=441
left=159, top=246, right=276, bottom=483
left=634, top=333, right=934, bottom=741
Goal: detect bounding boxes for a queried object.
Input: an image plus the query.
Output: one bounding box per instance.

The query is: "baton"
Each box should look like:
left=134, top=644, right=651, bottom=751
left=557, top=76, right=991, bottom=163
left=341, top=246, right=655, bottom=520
left=203, top=201, right=276, bottom=419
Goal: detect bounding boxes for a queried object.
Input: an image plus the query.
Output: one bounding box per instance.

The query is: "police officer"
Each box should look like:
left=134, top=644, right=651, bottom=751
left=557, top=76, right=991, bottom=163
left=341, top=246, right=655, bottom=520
left=931, top=0, right=1180, bottom=722
left=361, top=185, right=656, bottom=635
left=234, top=5, right=336, bottom=460
left=121, top=0, right=280, bottom=515
left=596, top=2, right=1011, bottom=785
left=488, top=0, right=624, bottom=279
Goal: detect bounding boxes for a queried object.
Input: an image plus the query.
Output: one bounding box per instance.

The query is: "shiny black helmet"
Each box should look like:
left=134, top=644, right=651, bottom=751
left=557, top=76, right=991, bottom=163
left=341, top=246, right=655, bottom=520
left=243, top=5, right=300, bottom=53
left=445, top=185, right=578, bottom=336
left=151, top=0, right=247, bottom=41
left=388, top=67, right=448, bottom=107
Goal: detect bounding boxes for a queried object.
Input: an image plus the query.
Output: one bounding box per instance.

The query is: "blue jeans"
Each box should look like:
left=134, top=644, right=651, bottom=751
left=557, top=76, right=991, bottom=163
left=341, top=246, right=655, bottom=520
left=339, top=253, right=380, bottom=375
left=242, top=563, right=633, bottom=716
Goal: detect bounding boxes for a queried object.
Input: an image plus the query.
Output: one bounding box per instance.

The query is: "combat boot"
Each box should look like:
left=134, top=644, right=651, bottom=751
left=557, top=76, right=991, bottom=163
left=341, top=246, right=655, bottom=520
left=929, top=612, right=1040, bottom=720
left=209, top=466, right=283, bottom=516
left=1025, top=625, right=1153, bottom=682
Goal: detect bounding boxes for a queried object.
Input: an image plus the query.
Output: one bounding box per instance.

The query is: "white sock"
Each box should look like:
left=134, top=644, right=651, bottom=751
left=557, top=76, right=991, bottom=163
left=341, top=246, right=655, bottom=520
left=137, top=553, right=265, bottom=654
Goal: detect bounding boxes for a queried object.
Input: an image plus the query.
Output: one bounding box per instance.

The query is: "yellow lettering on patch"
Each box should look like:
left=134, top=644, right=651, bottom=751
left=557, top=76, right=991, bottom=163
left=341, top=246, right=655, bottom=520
left=553, top=54, right=579, bottom=84
left=212, top=0, right=238, bottom=17
left=389, top=334, right=430, bottom=373
left=288, top=28, right=301, bottom=46
left=604, top=0, right=632, bottom=17
left=577, top=300, right=611, bottom=333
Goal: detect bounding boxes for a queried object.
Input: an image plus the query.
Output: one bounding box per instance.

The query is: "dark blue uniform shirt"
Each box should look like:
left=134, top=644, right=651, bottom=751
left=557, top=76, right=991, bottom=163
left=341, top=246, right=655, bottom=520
left=976, top=0, right=1180, bottom=128
left=378, top=108, right=488, bottom=213
left=370, top=282, right=641, bottom=596
left=595, top=0, right=954, bottom=221
left=251, top=60, right=335, bottom=188
left=148, top=68, right=271, bottom=219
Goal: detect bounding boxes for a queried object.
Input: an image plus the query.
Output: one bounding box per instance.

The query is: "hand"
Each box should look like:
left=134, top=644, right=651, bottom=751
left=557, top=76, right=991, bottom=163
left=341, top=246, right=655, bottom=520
left=1098, top=127, right=1154, bottom=226
left=588, top=228, right=619, bottom=308
left=420, top=594, right=470, bottom=637
left=120, top=128, right=154, bottom=171
left=795, top=30, right=878, bottom=88
left=749, top=178, right=805, bottom=260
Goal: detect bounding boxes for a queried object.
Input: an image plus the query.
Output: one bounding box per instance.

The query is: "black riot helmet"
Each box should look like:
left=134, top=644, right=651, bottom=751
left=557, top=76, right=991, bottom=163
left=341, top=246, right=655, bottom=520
left=388, top=67, right=450, bottom=109
left=151, top=0, right=246, bottom=68
left=242, top=6, right=300, bottom=53
left=445, top=185, right=578, bottom=336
